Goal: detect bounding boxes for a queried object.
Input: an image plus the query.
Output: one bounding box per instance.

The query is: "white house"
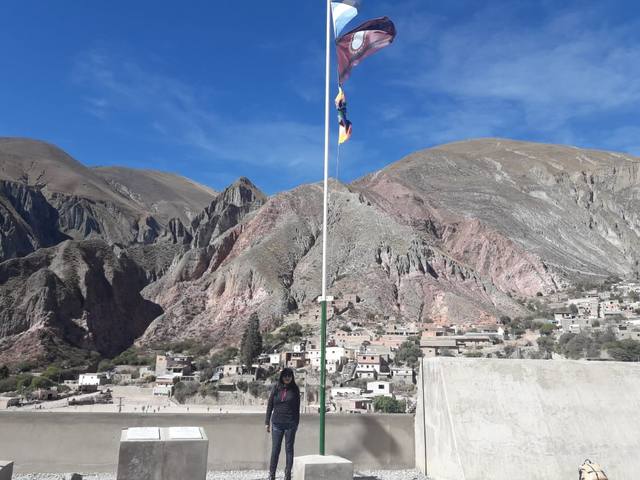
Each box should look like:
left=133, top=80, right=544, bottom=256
left=600, top=300, right=622, bottom=317
left=222, top=364, right=243, bottom=377
left=391, top=367, right=415, bottom=383
left=153, top=384, right=174, bottom=396
left=329, top=387, right=362, bottom=399
left=307, top=347, right=347, bottom=371
left=139, top=366, right=155, bottom=378
left=568, top=297, right=599, bottom=318
left=363, top=381, right=393, bottom=398
left=355, top=368, right=377, bottom=380
left=78, top=373, right=107, bottom=392
left=269, top=353, right=281, bottom=365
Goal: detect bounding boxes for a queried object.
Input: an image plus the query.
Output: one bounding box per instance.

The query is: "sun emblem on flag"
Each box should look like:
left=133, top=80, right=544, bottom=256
left=350, top=31, right=365, bottom=52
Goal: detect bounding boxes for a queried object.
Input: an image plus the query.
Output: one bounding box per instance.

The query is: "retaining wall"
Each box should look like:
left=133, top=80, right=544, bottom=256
left=0, top=412, right=414, bottom=473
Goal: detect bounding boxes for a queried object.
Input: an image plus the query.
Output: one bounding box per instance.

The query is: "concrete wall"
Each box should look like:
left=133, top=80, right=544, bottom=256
left=416, top=357, right=640, bottom=480
left=0, top=412, right=414, bottom=473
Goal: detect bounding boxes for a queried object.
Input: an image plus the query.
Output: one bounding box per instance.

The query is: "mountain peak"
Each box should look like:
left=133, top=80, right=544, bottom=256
left=221, top=177, right=267, bottom=205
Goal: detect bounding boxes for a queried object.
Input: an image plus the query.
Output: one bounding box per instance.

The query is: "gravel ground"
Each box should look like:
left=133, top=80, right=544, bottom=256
left=14, top=470, right=428, bottom=480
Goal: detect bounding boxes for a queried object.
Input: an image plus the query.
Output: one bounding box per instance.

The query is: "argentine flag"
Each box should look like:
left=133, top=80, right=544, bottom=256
left=331, top=1, right=358, bottom=38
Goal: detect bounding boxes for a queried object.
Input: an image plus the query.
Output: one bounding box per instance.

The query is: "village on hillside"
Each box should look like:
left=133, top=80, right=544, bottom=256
left=2, top=280, right=640, bottom=414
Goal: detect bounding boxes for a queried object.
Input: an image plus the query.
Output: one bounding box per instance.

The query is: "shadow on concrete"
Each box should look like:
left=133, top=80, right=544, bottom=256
left=353, top=476, right=379, bottom=480
left=336, top=415, right=403, bottom=468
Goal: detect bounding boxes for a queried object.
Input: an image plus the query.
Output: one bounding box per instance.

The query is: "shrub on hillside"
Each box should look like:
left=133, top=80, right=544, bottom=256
left=97, top=359, right=114, bottom=372
left=111, top=348, right=153, bottom=366
left=0, top=377, right=18, bottom=393
left=173, top=381, right=200, bottom=404
left=248, top=381, right=270, bottom=399
left=236, top=380, right=249, bottom=393
left=606, top=339, right=640, bottom=362
left=277, top=323, right=304, bottom=343
left=373, top=396, right=406, bottom=413
left=463, top=351, right=483, bottom=358
left=210, top=347, right=239, bottom=369
left=199, top=383, right=219, bottom=399
left=30, top=376, right=55, bottom=390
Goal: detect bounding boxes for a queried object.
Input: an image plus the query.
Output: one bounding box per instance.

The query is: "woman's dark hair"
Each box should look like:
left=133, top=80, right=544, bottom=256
left=277, top=367, right=299, bottom=392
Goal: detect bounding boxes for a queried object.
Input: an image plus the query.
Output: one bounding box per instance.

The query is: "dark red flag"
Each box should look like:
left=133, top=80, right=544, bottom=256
left=336, top=16, right=396, bottom=84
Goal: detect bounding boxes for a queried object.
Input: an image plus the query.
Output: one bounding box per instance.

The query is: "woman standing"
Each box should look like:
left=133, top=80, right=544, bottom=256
left=265, top=367, right=301, bottom=480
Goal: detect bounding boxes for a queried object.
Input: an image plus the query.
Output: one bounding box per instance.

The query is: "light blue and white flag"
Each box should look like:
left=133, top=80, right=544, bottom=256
left=331, top=1, right=358, bottom=38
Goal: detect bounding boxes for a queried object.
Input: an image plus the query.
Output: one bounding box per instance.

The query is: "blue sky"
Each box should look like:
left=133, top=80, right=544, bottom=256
left=1, top=1, right=640, bottom=194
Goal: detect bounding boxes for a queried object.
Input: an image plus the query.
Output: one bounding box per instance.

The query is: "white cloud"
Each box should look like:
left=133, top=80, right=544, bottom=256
left=386, top=3, right=640, bottom=148
left=72, top=50, right=324, bottom=175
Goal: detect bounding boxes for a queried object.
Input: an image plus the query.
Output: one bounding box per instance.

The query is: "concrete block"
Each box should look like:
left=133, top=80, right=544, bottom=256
left=292, top=455, right=353, bottom=480
left=116, top=427, right=208, bottom=480
left=0, top=461, right=13, bottom=480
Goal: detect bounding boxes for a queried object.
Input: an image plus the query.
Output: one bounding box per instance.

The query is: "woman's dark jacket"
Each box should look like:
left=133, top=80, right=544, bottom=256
left=265, top=384, right=300, bottom=426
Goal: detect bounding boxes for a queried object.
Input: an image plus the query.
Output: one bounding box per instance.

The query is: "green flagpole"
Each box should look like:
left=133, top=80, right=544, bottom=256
left=319, top=299, right=327, bottom=455
left=319, top=0, right=332, bottom=456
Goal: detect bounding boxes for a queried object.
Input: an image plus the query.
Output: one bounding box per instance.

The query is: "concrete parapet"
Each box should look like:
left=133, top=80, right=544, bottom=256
left=0, top=461, right=13, bottom=480
left=416, top=357, right=640, bottom=480
left=116, top=426, right=208, bottom=480
left=293, top=455, right=353, bottom=480
left=0, top=413, right=413, bottom=473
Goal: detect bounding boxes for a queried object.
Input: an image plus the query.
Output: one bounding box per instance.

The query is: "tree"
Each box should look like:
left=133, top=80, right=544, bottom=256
left=248, top=381, right=269, bottom=398
left=606, top=339, right=640, bottom=362
left=277, top=323, right=303, bottom=343
left=0, top=365, right=9, bottom=380
left=210, top=347, right=239, bottom=369
left=395, top=339, right=423, bottom=368
left=41, top=366, right=63, bottom=383
left=31, top=376, right=55, bottom=390
left=240, top=313, right=263, bottom=368
left=15, top=374, right=34, bottom=391
left=539, top=323, right=556, bottom=336
left=558, top=332, right=592, bottom=359
left=0, top=377, right=18, bottom=393
left=537, top=336, right=556, bottom=358
left=236, top=380, right=249, bottom=393
left=508, top=319, right=527, bottom=338
left=199, top=383, right=219, bottom=399
left=373, top=396, right=406, bottom=413
left=97, top=359, right=114, bottom=372
left=173, top=381, right=200, bottom=404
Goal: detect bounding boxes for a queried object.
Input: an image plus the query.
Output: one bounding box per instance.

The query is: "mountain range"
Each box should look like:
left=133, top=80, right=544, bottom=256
left=1, top=136, right=639, bottom=365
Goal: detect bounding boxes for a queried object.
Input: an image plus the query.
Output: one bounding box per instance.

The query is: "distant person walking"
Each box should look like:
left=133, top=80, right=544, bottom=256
left=265, top=368, right=300, bottom=480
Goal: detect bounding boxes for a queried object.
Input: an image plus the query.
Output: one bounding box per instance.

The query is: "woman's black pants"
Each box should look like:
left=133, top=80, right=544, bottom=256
left=270, top=422, right=298, bottom=479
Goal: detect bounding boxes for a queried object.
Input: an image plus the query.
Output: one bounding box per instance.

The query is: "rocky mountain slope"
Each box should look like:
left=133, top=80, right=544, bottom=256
left=140, top=179, right=522, bottom=346
left=357, top=139, right=640, bottom=294
left=2, top=137, right=640, bottom=363
left=93, top=166, right=217, bottom=225
left=0, top=240, right=162, bottom=365
left=0, top=138, right=216, bottom=260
